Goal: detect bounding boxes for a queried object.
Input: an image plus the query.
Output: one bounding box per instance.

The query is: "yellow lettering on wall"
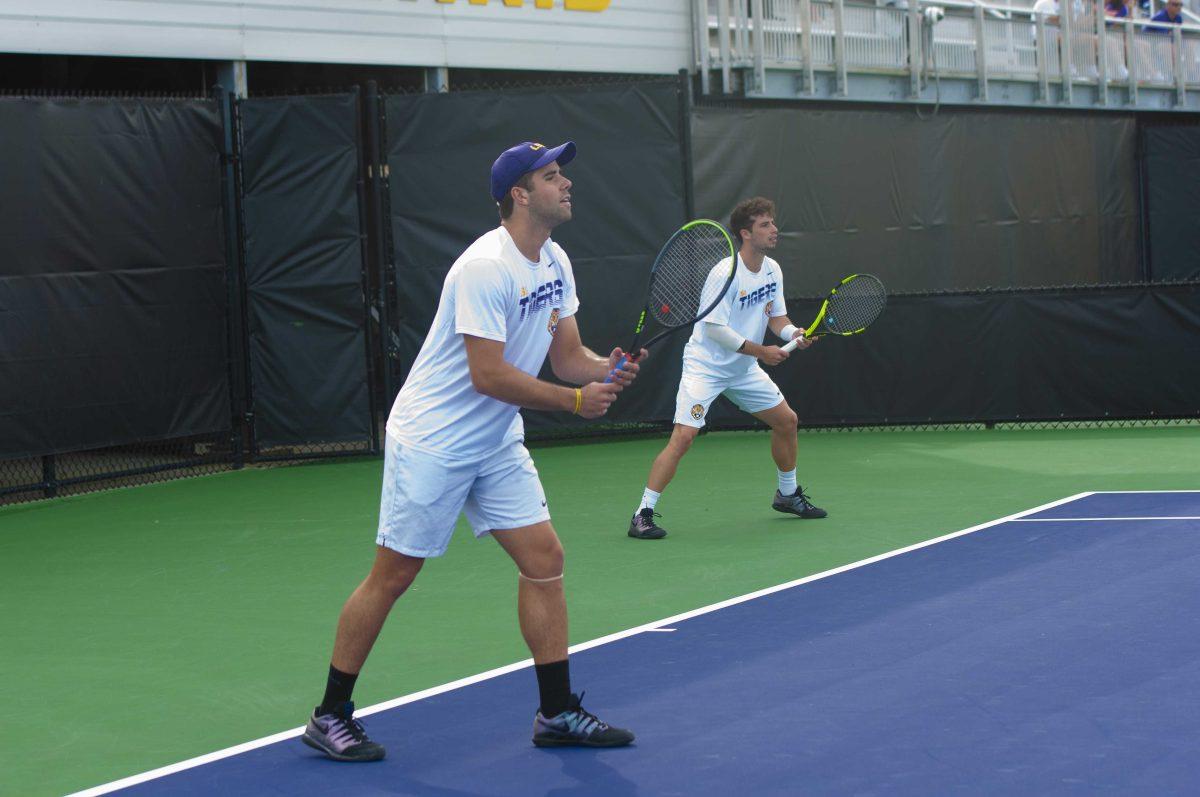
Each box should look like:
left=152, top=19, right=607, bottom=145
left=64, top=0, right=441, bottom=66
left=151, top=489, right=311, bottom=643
left=565, top=0, right=610, bottom=9
left=535, top=0, right=553, bottom=7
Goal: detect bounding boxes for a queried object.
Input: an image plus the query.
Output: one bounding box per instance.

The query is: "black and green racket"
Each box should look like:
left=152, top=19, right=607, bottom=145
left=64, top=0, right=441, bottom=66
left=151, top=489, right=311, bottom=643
left=606, top=219, right=736, bottom=380
left=781, top=273, right=887, bottom=352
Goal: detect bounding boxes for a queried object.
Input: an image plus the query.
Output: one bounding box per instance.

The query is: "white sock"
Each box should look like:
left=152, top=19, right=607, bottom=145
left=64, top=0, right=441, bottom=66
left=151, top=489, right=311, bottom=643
left=638, top=488, right=661, bottom=513
left=777, top=469, right=797, bottom=496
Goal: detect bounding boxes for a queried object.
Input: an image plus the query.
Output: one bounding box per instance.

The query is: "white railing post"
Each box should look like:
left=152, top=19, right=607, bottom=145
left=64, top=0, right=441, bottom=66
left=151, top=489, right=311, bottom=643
left=734, top=0, right=748, bottom=64
left=801, top=0, right=816, bottom=94
left=909, top=1, right=923, bottom=98
left=1062, top=0, right=1075, bottom=103
left=1176, top=24, right=1185, bottom=104
left=718, top=0, right=732, bottom=93
left=1125, top=17, right=1138, bottom=103
left=752, top=0, right=766, bottom=94
left=974, top=4, right=989, bottom=100
left=1096, top=0, right=1108, bottom=105
left=1037, top=13, right=1051, bottom=101
left=697, top=0, right=711, bottom=95
left=833, top=0, right=849, bottom=95
left=1173, top=24, right=1186, bottom=104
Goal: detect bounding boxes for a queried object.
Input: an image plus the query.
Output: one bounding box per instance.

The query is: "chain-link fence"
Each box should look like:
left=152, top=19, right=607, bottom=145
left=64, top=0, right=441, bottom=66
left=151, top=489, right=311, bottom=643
left=0, top=432, right=235, bottom=504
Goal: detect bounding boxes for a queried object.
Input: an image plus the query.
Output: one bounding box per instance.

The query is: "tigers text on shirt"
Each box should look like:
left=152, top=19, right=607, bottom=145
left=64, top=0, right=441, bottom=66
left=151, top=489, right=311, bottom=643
left=683, top=254, right=788, bottom=380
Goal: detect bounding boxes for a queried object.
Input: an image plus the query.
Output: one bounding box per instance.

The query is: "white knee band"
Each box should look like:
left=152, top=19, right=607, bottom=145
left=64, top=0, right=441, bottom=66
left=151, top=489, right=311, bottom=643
left=519, top=571, right=564, bottom=583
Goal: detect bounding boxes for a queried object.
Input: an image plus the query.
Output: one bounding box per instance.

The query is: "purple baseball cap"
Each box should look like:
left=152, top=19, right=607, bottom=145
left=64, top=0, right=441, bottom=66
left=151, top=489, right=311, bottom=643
left=490, top=141, right=576, bottom=203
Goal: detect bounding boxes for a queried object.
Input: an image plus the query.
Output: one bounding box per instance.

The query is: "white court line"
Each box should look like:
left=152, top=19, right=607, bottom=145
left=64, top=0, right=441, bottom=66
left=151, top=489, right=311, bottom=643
left=1089, top=490, right=1200, bottom=494
left=67, top=490, right=1096, bottom=797
left=1014, top=516, right=1200, bottom=522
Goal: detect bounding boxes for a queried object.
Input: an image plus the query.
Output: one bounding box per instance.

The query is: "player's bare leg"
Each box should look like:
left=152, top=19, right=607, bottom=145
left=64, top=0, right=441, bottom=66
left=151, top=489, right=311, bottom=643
left=753, top=400, right=798, bottom=472
left=627, top=423, right=699, bottom=539
left=492, top=521, right=634, bottom=747
left=492, top=521, right=568, bottom=663
left=303, top=546, right=423, bottom=762
left=646, top=423, right=701, bottom=494
left=331, top=546, right=425, bottom=673
left=753, top=400, right=826, bottom=519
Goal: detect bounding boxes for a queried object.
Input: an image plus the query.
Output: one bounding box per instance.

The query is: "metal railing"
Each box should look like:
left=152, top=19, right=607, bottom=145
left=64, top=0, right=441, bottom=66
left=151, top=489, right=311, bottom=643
left=698, top=0, right=1200, bottom=105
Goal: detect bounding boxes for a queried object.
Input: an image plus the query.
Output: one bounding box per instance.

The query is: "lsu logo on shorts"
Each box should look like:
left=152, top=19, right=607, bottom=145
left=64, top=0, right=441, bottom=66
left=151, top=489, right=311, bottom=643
left=547, top=307, right=560, bottom=334
left=690, top=403, right=705, bottom=421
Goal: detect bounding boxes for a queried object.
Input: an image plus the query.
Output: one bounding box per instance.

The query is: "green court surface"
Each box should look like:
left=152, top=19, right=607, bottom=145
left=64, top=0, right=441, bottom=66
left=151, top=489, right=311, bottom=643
left=2, top=425, right=1197, bottom=796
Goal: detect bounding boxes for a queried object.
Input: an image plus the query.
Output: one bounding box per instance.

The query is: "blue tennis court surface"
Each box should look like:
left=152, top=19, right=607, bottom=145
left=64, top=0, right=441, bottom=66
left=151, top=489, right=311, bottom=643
left=85, top=491, right=1200, bottom=796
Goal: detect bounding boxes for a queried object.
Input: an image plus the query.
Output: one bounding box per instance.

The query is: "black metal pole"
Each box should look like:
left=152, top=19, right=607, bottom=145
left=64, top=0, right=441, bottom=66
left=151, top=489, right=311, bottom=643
left=352, top=86, right=382, bottom=455
left=215, top=85, right=246, bottom=469
left=365, top=81, right=399, bottom=407
left=1135, top=119, right=1153, bottom=283
left=42, top=454, right=57, bottom=498
left=230, top=93, right=258, bottom=459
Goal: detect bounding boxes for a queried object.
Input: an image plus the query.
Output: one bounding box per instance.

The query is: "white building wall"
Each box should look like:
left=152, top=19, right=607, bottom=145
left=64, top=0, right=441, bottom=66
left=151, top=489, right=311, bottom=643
left=0, top=0, right=694, bottom=74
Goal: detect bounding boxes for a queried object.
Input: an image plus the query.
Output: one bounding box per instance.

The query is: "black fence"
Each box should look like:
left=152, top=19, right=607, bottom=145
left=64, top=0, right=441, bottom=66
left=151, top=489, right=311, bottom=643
left=3, top=78, right=1199, bottom=506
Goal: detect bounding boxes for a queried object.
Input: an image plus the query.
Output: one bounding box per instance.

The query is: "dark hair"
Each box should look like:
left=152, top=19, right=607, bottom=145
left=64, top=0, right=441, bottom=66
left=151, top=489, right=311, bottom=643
left=729, top=196, right=777, bottom=243
left=498, top=173, right=535, bottom=219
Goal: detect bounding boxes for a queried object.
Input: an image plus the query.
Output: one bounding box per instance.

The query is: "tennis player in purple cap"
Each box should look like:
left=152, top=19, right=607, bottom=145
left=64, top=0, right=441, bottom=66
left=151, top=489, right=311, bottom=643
left=301, top=141, right=643, bottom=761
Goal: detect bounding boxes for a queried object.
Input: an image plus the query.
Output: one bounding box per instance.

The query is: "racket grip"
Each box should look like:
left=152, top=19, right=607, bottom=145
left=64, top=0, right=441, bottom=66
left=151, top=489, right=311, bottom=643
left=781, top=334, right=804, bottom=353
left=604, top=354, right=629, bottom=384
left=604, top=348, right=644, bottom=383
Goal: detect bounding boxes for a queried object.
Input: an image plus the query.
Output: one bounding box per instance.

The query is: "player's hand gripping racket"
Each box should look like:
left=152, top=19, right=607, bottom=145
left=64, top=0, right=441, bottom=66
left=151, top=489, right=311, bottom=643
left=781, top=273, right=887, bottom=352
left=606, top=219, right=736, bottom=381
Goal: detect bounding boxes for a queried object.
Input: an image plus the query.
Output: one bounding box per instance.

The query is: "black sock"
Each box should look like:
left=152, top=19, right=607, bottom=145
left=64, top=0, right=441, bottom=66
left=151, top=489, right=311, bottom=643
left=318, top=664, right=359, bottom=715
left=535, top=659, right=571, bottom=718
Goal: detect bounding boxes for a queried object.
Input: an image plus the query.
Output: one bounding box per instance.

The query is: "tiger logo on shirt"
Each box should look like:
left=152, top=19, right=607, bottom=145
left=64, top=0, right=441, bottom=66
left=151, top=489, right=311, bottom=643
left=547, top=307, right=560, bottom=334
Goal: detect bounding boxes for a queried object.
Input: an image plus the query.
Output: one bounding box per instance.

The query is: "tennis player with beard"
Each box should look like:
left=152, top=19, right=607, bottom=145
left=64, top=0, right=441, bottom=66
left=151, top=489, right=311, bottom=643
left=627, top=196, right=825, bottom=541
left=302, top=141, right=643, bottom=761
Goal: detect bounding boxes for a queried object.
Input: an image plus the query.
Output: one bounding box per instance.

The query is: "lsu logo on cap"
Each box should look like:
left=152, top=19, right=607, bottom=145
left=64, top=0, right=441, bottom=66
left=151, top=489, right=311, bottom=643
left=547, top=307, right=560, bottom=334
left=530, top=143, right=545, bottom=150
left=690, top=403, right=705, bottom=421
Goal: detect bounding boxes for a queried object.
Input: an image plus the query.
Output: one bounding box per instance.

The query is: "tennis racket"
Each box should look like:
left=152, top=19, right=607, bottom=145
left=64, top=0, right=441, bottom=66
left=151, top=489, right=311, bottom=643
left=606, top=219, right=736, bottom=380
left=781, top=273, right=887, bottom=352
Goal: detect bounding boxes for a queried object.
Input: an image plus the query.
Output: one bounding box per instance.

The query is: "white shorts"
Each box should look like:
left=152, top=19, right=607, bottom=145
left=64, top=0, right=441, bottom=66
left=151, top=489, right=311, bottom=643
left=375, top=435, right=550, bottom=558
left=673, top=367, right=785, bottom=429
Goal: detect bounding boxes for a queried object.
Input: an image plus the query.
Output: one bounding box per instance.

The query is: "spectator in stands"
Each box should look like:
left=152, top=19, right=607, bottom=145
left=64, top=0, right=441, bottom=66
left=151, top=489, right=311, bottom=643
left=1149, top=0, right=1185, bottom=31
left=1034, top=0, right=1094, bottom=79
left=1104, top=0, right=1134, bottom=78
left=1106, top=0, right=1133, bottom=20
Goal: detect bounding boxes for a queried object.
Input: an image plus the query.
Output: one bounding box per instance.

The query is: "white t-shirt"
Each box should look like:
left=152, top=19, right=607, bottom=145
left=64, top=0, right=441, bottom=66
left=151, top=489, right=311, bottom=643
left=682, top=254, right=787, bottom=380
left=385, top=226, right=579, bottom=459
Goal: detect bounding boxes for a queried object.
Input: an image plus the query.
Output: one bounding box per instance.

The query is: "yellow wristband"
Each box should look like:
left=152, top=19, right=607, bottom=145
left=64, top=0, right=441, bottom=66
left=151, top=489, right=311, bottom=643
left=573, top=387, right=582, bottom=415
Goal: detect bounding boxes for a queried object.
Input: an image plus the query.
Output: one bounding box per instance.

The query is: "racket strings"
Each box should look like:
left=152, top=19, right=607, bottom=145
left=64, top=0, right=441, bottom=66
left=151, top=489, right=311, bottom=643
left=824, top=276, right=887, bottom=333
left=649, top=227, right=732, bottom=327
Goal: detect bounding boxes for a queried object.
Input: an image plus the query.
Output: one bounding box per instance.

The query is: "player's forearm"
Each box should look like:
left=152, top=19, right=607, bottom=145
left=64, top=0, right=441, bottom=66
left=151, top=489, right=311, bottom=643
left=470, top=361, right=576, bottom=413
left=550, top=346, right=609, bottom=385
left=735, top=339, right=770, bottom=358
